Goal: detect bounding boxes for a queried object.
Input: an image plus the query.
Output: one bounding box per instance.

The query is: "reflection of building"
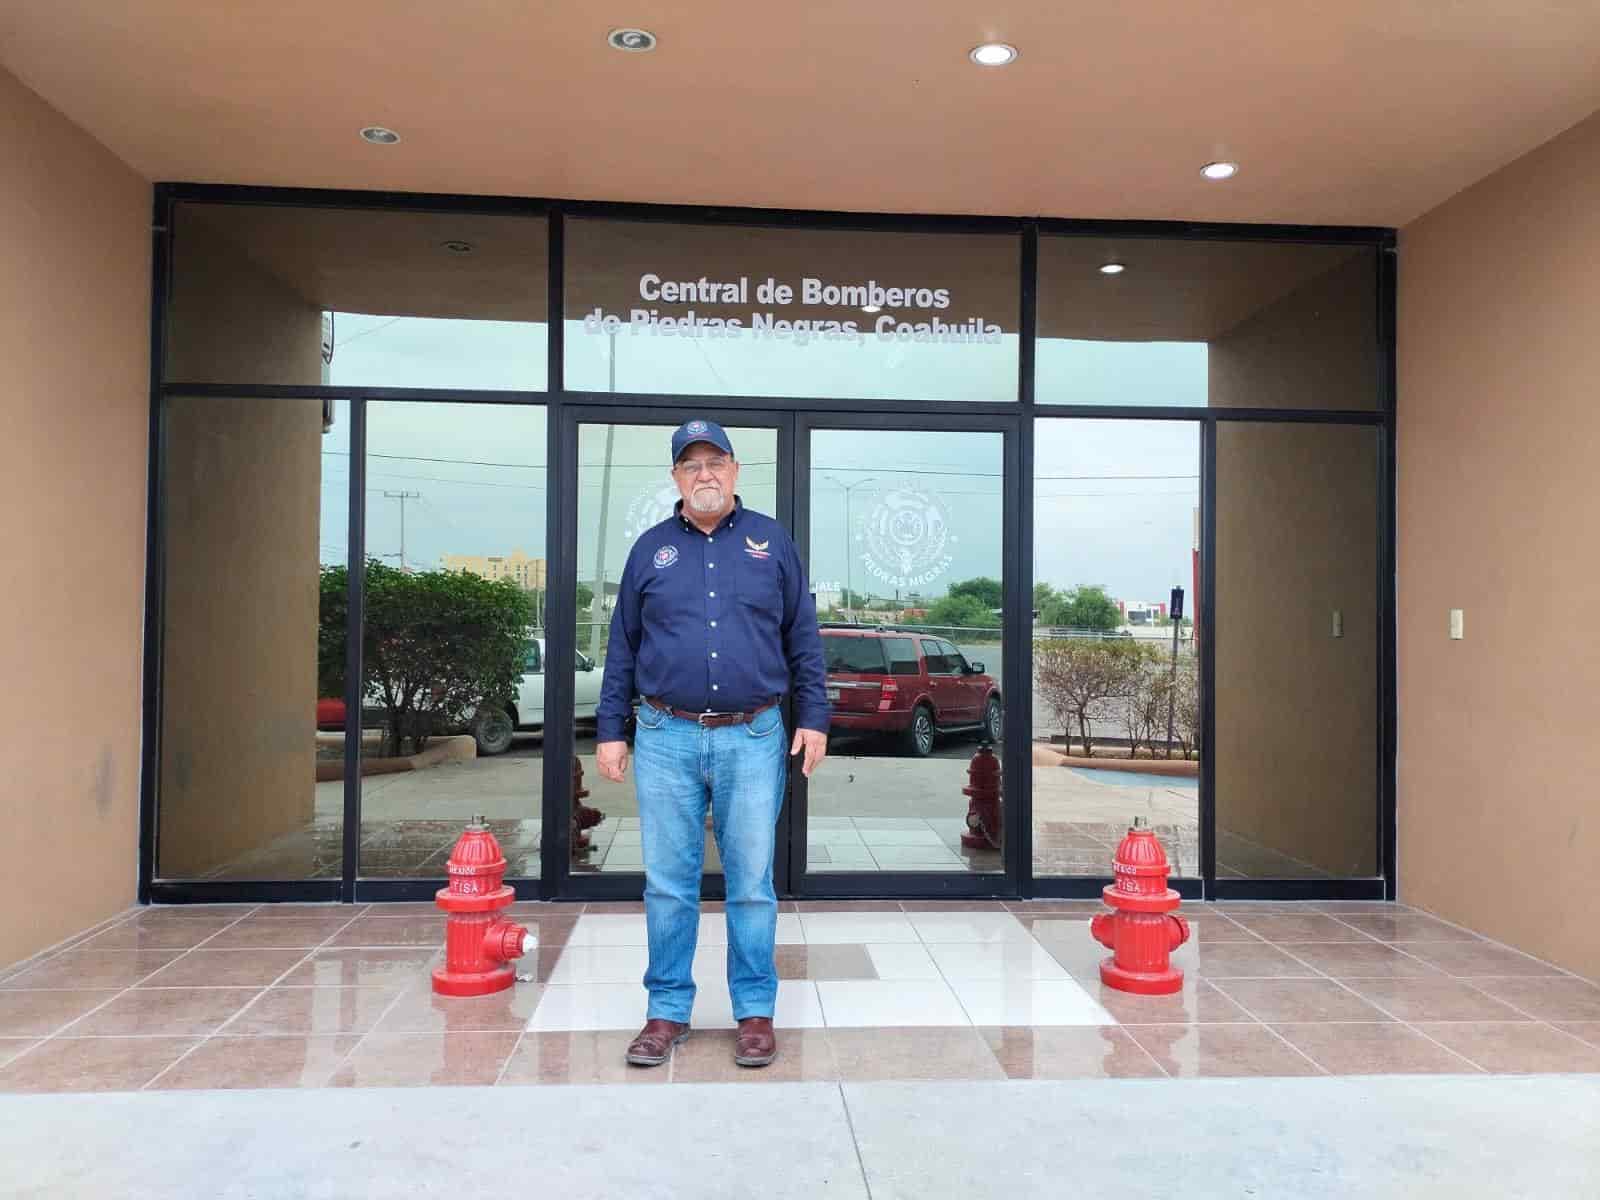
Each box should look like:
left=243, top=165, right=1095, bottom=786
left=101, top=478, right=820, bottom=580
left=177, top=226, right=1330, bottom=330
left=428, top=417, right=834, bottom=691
left=1118, top=598, right=1168, bottom=625
left=439, top=548, right=547, bottom=591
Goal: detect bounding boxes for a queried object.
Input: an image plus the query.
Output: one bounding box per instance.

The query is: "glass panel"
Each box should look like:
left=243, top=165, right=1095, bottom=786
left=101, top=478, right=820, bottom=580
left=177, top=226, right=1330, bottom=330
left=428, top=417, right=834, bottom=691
left=355, top=402, right=548, bottom=878
left=156, top=396, right=348, bottom=880
left=573, top=422, right=781, bottom=874
left=1215, top=423, right=1380, bottom=877
left=1037, top=238, right=1379, bottom=410
left=809, top=428, right=1005, bottom=874
left=1030, top=419, right=1201, bottom=878
left=166, top=203, right=548, bottom=390
left=565, top=218, right=1019, bottom=401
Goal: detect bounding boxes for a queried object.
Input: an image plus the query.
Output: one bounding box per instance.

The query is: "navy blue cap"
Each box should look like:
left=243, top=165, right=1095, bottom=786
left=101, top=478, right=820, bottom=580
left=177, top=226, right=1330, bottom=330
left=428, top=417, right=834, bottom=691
left=670, top=418, right=735, bottom=463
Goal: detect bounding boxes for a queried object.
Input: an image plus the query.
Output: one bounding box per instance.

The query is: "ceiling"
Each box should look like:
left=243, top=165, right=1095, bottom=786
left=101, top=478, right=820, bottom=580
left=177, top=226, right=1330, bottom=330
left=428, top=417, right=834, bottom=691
left=15, top=2, right=1596, bottom=228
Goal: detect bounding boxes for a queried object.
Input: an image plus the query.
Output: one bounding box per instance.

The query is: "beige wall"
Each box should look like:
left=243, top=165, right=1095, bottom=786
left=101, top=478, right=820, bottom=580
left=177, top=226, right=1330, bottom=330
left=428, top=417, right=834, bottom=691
left=1399, top=110, right=1600, bottom=982
left=158, top=224, right=324, bottom=877
left=1214, top=424, right=1381, bottom=876
left=0, top=69, right=149, bottom=967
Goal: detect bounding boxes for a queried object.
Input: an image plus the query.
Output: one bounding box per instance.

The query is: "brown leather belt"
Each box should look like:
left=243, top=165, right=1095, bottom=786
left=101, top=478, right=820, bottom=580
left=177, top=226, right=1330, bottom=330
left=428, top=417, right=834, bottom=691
left=644, top=698, right=778, bottom=728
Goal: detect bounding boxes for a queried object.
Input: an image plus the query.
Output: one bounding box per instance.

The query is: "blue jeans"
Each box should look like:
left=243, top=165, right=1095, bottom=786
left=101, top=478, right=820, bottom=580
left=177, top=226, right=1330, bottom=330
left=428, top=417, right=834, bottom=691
left=632, top=701, right=787, bottom=1023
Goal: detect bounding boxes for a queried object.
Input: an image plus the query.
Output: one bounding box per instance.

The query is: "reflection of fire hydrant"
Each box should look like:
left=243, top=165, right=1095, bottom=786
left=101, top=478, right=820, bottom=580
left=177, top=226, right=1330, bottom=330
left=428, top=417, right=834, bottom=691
left=1090, top=816, right=1190, bottom=994
left=572, top=758, right=604, bottom=855
left=432, top=816, right=534, bottom=997
left=961, top=742, right=1003, bottom=850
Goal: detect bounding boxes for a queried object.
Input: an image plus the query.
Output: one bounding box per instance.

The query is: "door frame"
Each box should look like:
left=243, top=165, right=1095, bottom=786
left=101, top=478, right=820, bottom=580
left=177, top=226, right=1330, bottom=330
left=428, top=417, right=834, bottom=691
left=790, top=409, right=1026, bottom=899
left=544, top=403, right=798, bottom=899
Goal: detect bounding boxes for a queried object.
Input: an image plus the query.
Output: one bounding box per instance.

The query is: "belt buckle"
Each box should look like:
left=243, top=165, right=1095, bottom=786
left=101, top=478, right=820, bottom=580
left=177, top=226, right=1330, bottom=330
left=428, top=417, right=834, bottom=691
left=697, top=710, right=718, bottom=726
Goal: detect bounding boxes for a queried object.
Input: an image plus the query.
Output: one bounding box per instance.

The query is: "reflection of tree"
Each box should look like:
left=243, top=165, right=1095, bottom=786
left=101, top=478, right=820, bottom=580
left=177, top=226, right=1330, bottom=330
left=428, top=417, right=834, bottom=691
left=319, top=562, right=534, bottom=756
left=1034, top=638, right=1145, bottom=757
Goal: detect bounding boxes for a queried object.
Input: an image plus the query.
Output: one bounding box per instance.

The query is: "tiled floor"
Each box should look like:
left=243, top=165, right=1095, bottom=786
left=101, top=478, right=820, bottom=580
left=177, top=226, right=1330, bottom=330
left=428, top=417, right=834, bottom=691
left=3, top=899, right=1598, bottom=1092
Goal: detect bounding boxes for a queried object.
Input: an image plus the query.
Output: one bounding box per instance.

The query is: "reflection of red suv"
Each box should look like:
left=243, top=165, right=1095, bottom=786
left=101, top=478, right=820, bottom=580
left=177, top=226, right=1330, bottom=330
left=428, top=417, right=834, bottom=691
left=820, top=625, right=1003, bottom=757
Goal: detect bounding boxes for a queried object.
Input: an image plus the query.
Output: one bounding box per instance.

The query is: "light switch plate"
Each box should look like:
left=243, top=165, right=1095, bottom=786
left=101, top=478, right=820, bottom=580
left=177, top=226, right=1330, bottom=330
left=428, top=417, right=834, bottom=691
left=1449, top=609, right=1464, bottom=640
left=1332, top=609, right=1344, bottom=638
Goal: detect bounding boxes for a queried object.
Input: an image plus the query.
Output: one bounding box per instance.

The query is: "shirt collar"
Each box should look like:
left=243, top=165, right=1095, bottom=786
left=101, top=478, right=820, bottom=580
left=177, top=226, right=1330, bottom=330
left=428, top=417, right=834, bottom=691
left=675, top=496, right=743, bottom=534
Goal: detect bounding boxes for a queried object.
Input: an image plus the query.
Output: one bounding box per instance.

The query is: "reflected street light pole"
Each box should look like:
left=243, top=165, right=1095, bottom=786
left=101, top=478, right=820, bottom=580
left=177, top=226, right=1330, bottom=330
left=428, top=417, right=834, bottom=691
left=822, top=474, right=874, bottom=621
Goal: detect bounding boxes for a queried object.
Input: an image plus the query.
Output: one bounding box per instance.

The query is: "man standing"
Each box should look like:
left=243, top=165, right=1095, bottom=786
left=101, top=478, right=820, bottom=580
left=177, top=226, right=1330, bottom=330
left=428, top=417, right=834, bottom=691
left=594, top=419, right=829, bottom=1069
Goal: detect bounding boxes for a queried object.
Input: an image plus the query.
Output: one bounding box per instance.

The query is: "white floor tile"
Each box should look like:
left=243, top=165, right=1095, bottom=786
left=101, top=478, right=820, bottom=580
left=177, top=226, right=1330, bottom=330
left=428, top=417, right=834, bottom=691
left=529, top=983, right=646, bottom=1031
left=600, top=845, right=645, bottom=866
left=869, top=845, right=965, bottom=867
left=817, top=979, right=970, bottom=1027
left=807, top=828, right=870, bottom=846
left=864, top=942, right=943, bottom=980
left=689, top=980, right=825, bottom=1030
left=567, top=914, right=649, bottom=946
left=857, top=827, right=946, bottom=847
left=818, top=844, right=878, bottom=867
left=545, top=945, right=650, bottom=984
left=946, top=977, right=1116, bottom=1026
left=925, top=941, right=1068, bottom=980
left=801, top=913, right=920, bottom=944
left=850, top=817, right=930, bottom=830
left=909, top=912, right=1034, bottom=944
left=775, top=913, right=805, bottom=944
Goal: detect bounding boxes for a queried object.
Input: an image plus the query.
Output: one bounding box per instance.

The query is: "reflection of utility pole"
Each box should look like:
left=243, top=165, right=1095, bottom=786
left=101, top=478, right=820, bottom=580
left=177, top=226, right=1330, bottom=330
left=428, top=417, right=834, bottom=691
left=587, top=330, right=619, bottom=654
left=1164, top=585, right=1184, bottom=757
left=823, top=474, right=874, bottom=620
left=383, top=490, right=420, bottom=571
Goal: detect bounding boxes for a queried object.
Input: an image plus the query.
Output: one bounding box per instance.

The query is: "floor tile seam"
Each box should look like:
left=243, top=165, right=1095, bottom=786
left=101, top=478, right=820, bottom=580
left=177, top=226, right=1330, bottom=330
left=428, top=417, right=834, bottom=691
left=492, top=1029, right=528, bottom=1087
left=1452, top=976, right=1559, bottom=1023
left=0, top=905, right=203, bottom=983
left=0, top=980, right=143, bottom=1073
left=834, top=1080, right=877, bottom=1199
left=1265, top=1018, right=1489, bottom=1074
left=1262, top=941, right=1490, bottom=1070
left=143, top=941, right=337, bottom=1089
left=1199, top=984, right=1330, bottom=1075
left=314, top=982, right=421, bottom=1085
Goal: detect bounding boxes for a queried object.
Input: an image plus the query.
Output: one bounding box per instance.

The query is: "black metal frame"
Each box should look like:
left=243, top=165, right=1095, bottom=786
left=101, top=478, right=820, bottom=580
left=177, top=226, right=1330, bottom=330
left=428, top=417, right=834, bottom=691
left=140, top=182, right=1398, bottom=906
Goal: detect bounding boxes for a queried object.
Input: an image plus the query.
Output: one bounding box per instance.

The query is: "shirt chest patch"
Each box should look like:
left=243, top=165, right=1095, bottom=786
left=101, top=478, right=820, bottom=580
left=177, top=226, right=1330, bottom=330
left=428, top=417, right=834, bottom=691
left=653, top=545, right=680, bottom=569
left=743, top=535, right=771, bottom=560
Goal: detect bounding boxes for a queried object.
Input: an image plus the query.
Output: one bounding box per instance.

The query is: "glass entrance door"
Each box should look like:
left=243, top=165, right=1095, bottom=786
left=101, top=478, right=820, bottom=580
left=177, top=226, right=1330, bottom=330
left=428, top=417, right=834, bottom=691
left=792, top=415, right=1018, bottom=895
left=547, top=408, right=792, bottom=896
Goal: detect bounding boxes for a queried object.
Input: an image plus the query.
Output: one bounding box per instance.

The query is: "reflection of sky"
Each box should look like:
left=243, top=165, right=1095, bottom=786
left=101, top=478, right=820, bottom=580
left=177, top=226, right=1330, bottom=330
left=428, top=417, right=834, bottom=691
left=320, top=316, right=1203, bottom=603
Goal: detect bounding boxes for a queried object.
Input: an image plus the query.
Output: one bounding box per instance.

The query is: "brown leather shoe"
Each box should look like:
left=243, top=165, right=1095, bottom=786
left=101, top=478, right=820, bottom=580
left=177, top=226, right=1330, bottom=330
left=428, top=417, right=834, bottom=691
left=626, top=1019, right=690, bottom=1067
left=734, top=1016, right=777, bottom=1067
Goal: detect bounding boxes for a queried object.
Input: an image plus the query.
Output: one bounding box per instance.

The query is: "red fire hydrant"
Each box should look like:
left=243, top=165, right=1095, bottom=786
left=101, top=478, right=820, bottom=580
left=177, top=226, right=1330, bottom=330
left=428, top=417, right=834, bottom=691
left=432, top=816, right=534, bottom=997
left=1090, top=816, right=1190, bottom=994
left=961, top=742, right=1003, bottom=849
left=571, top=757, right=604, bottom=855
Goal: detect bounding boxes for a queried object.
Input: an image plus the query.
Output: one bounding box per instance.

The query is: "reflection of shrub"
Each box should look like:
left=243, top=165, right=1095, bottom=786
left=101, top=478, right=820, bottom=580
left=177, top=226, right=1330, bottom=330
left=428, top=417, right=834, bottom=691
left=1034, top=638, right=1148, bottom=757
left=1123, top=648, right=1202, bottom=759
left=1123, top=649, right=1169, bottom=758
left=1173, top=654, right=1200, bottom=760
left=320, top=562, right=535, bottom=756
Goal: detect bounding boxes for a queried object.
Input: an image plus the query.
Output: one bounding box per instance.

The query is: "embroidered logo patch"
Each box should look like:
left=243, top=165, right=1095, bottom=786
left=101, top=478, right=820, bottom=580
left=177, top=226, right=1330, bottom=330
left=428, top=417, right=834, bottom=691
left=686, top=419, right=708, bottom=435
left=744, top=535, right=771, bottom=560
left=652, top=545, right=679, bottom=569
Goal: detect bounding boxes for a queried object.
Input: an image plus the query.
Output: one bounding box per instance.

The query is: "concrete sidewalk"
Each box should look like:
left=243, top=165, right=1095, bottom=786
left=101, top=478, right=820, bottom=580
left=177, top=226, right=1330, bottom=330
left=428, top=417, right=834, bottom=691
left=2, top=1075, right=1596, bottom=1199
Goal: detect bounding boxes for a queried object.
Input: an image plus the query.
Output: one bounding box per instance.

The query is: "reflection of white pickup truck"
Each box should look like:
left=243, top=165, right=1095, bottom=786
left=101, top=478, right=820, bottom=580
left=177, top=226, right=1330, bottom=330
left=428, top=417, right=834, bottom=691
left=470, top=638, right=606, bottom=755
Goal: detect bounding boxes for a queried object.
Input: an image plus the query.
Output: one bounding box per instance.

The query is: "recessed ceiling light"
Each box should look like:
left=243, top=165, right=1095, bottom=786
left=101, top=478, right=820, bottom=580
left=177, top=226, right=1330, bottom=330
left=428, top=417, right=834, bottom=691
left=360, top=126, right=400, bottom=145
left=969, top=43, right=1018, bottom=67
left=861, top=303, right=882, bottom=314
left=441, top=240, right=475, bottom=255
left=1201, top=160, right=1239, bottom=181
left=1099, top=263, right=1126, bottom=275
left=608, top=28, right=657, bottom=52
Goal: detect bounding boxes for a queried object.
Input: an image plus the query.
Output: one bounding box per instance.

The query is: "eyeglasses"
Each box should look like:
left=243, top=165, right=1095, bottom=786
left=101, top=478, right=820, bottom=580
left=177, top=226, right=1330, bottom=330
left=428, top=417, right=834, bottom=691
left=674, top=457, right=733, bottom=477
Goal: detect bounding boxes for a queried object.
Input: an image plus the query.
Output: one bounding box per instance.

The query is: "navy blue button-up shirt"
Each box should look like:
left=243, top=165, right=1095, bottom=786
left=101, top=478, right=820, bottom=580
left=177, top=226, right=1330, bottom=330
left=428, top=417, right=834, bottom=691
left=595, top=498, right=829, bottom=742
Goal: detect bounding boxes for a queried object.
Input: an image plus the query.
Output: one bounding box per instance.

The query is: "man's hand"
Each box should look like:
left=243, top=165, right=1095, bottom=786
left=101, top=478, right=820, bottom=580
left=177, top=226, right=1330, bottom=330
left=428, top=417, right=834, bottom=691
left=596, top=740, right=630, bottom=784
left=789, top=728, right=827, bottom=778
